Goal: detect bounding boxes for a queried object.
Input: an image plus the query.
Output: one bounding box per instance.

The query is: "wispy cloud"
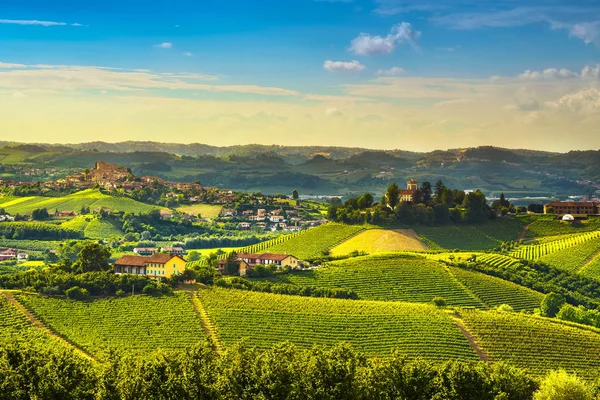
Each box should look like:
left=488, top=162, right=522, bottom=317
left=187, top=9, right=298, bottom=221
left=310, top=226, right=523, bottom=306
left=0, top=19, right=84, bottom=27
left=519, top=68, right=578, bottom=80
left=323, top=60, right=366, bottom=72
left=349, top=22, right=420, bottom=55
left=182, top=51, right=193, bottom=57
left=155, top=42, right=173, bottom=49
left=377, top=66, right=405, bottom=76
left=0, top=62, right=26, bottom=69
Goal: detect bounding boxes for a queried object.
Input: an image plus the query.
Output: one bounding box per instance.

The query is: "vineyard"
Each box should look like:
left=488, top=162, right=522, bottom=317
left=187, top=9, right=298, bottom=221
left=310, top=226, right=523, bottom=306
left=579, top=253, right=600, bottom=280
left=448, top=267, right=543, bottom=311
left=509, top=231, right=600, bottom=261
left=269, top=255, right=484, bottom=307
left=0, top=294, right=60, bottom=347
left=476, top=254, right=521, bottom=269
left=198, top=287, right=479, bottom=360
left=257, top=223, right=367, bottom=259
left=521, top=215, right=600, bottom=238
left=61, top=215, right=123, bottom=239
left=330, top=229, right=427, bottom=256
left=460, top=310, right=600, bottom=379
left=14, top=292, right=207, bottom=359
left=538, top=238, right=600, bottom=272
left=0, top=189, right=157, bottom=215
left=413, top=219, right=524, bottom=251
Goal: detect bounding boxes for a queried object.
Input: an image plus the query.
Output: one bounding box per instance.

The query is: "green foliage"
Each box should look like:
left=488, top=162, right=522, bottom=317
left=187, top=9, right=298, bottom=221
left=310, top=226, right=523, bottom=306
left=0, top=221, right=82, bottom=240
left=71, top=242, right=111, bottom=273
left=432, top=297, right=447, bottom=307
left=533, top=370, right=594, bottom=400
left=65, top=286, right=89, bottom=300
left=540, top=293, right=566, bottom=317
left=198, top=287, right=479, bottom=360
left=215, top=276, right=358, bottom=299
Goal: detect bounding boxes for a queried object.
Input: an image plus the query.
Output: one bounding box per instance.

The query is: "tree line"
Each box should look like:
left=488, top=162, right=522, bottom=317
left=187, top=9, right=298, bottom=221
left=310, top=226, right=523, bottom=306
left=328, top=180, right=495, bottom=225
left=2, top=340, right=598, bottom=400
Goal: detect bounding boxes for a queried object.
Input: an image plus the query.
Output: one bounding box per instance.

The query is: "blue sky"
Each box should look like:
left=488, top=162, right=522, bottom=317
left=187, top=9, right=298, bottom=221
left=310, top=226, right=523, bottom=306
left=0, top=0, right=599, bottom=150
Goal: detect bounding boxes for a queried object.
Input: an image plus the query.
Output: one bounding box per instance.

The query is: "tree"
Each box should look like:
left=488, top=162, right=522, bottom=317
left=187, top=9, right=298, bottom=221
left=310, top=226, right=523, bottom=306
left=420, top=181, right=433, bottom=205
left=463, top=190, right=490, bottom=223
left=540, top=292, right=566, bottom=317
left=434, top=180, right=445, bottom=203
left=292, top=189, right=299, bottom=200
left=357, top=193, right=374, bottom=209
left=65, top=286, right=89, bottom=300
left=533, top=370, right=593, bottom=400
left=500, top=193, right=509, bottom=208
left=385, top=183, right=400, bottom=209
left=71, top=242, right=111, bottom=273
left=432, top=297, right=446, bottom=307
left=224, top=252, right=240, bottom=276
left=31, top=208, right=49, bottom=221
left=187, top=251, right=201, bottom=262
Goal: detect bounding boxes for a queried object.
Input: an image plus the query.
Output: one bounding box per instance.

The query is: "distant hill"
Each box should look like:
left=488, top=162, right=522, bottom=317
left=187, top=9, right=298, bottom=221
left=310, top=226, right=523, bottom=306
left=0, top=141, right=597, bottom=198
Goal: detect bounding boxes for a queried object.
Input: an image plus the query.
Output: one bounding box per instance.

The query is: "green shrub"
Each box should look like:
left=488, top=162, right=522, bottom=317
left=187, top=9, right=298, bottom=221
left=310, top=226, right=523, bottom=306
left=533, top=370, right=593, bottom=400
left=65, top=286, right=88, bottom=300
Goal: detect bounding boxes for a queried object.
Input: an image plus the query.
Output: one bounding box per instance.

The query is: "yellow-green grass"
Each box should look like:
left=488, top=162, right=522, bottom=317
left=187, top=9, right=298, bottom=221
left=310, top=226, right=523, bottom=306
left=461, top=309, right=600, bottom=379
left=176, top=204, right=223, bottom=219
left=330, top=229, right=427, bottom=256
left=448, top=267, right=543, bottom=311
left=413, top=219, right=524, bottom=251
left=0, top=189, right=157, bottom=215
left=61, top=215, right=123, bottom=239
left=198, top=287, right=479, bottom=361
left=260, top=223, right=367, bottom=259
left=14, top=292, right=207, bottom=359
left=265, top=254, right=484, bottom=307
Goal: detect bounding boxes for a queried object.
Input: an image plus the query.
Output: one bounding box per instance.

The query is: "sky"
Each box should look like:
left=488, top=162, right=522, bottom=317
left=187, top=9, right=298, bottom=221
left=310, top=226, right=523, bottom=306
left=0, top=0, right=599, bottom=152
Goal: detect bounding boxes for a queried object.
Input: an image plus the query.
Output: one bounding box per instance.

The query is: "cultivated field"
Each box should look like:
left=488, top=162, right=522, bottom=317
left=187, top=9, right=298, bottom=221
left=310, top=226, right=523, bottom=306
left=198, top=287, right=479, bottom=360
left=14, top=292, right=207, bottom=358
left=62, top=215, right=123, bottom=239
left=259, top=223, right=366, bottom=259
left=509, top=231, right=600, bottom=261
left=0, top=189, right=157, bottom=214
left=176, top=204, right=223, bottom=219
left=461, top=309, right=600, bottom=379
left=330, top=229, right=427, bottom=256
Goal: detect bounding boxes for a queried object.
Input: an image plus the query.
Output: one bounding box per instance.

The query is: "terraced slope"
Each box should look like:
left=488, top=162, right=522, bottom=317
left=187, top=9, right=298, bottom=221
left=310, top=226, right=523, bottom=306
left=259, top=223, right=366, bottom=259
left=0, top=189, right=157, bottom=214
left=198, top=287, right=479, bottom=360
left=414, top=219, right=524, bottom=250
left=267, top=255, right=484, bottom=307
left=330, top=229, right=427, bottom=256
left=460, top=309, right=600, bottom=379
left=510, top=231, right=600, bottom=261
left=14, top=292, right=206, bottom=358
left=449, top=267, right=543, bottom=311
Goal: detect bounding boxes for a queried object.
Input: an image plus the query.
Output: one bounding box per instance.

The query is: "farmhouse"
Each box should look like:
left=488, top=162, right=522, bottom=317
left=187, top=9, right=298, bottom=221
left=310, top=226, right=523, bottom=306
left=133, top=247, right=157, bottom=255
left=0, top=248, right=28, bottom=261
left=400, top=180, right=419, bottom=202
left=114, top=253, right=187, bottom=279
left=544, top=201, right=600, bottom=216
left=217, top=258, right=251, bottom=276
left=218, top=252, right=300, bottom=276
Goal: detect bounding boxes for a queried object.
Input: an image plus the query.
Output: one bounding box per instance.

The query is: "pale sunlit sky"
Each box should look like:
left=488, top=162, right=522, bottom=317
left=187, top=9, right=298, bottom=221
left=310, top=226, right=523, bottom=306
left=1, top=0, right=600, bottom=151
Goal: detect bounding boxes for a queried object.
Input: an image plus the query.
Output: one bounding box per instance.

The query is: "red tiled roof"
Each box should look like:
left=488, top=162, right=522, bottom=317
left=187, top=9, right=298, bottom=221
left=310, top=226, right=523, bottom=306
left=147, top=253, right=178, bottom=264
left=114, top=255, right=147, bottom=267
left=259, top=253, right=293, bottom=261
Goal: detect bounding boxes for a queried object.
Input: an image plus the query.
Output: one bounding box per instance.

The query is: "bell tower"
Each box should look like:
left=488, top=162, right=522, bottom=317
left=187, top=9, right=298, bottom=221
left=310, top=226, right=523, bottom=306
left=407, top=180, right=418, bottom=191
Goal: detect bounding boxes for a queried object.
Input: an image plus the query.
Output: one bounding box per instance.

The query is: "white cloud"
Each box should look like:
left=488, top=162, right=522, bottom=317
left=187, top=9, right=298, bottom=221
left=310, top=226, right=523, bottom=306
left=323, top=60, right=366, bottom=72
left=155, top=42, right=173, bottom=49
left=567, top=21, right=600, bottom=45
left=518, top=68, right=578, bottom=80
left=377, top=67, right=405, bottom=76
left=349, top=22, right=420, bottom=55
left=435, top=98, right=474, bottom=108
left=504, top=87, right=541, bottom=111
left=325, top=107, right=343, bottom=116
left=545, top=87, right=600, bottom=114
left=182, top=52, right=193, bottom=57
left=0, top=62, right=26, bottom=69
left=0, top=19, right=84, bottom=27
left=582, top=64, right=600, bottom=80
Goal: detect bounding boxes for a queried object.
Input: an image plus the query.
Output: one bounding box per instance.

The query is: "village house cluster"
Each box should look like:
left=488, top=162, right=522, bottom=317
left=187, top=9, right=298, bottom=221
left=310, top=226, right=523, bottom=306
left=219, top=206, right=325, bottom=232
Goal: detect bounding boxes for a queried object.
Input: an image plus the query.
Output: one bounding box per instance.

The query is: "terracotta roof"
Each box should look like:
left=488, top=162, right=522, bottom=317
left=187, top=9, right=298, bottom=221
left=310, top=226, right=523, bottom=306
left=259, top=253, right=294, bottom=261
left=147, top=253, right=178, bottom=264
left=114, top=255, right=147, bottom=267
left=546, top=202, right=599, bottom=207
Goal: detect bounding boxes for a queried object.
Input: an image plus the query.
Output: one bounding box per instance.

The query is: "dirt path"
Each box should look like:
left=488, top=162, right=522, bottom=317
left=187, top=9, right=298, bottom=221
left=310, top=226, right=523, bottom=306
left=3, top=292, right=96, bottom=362
left=519, top=223, right=532, bottom=241
left=185, top=291, right=223, bottom=355
left=451, top=314, right=491, bottom=363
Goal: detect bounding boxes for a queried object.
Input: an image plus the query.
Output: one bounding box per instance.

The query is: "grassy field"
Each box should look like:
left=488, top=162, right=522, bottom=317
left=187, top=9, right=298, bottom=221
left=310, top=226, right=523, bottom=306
left=413, top=218, right=524, bottom=251
left=199, top=287, right=479, bottom=360
left=265, top=254, right=484, bottom=307
left=259, top=223, right=367, bottom=259
left=14, top=292, right=207, bottom=358
left=461, top=309, right=600, bottom=379
left=176, top=204, right=223, bottom=219
left=61, top=215, right=123, bottom=239
left=330, top=229, right=427, bottom=256
left=0, top=189, right=157, bottom=215
left=449, top=267, right=543, bottom=311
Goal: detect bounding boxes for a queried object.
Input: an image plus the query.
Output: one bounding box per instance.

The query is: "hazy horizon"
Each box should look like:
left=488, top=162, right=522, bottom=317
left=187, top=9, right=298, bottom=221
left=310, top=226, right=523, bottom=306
left=1, top=0, right=600, bottom=152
